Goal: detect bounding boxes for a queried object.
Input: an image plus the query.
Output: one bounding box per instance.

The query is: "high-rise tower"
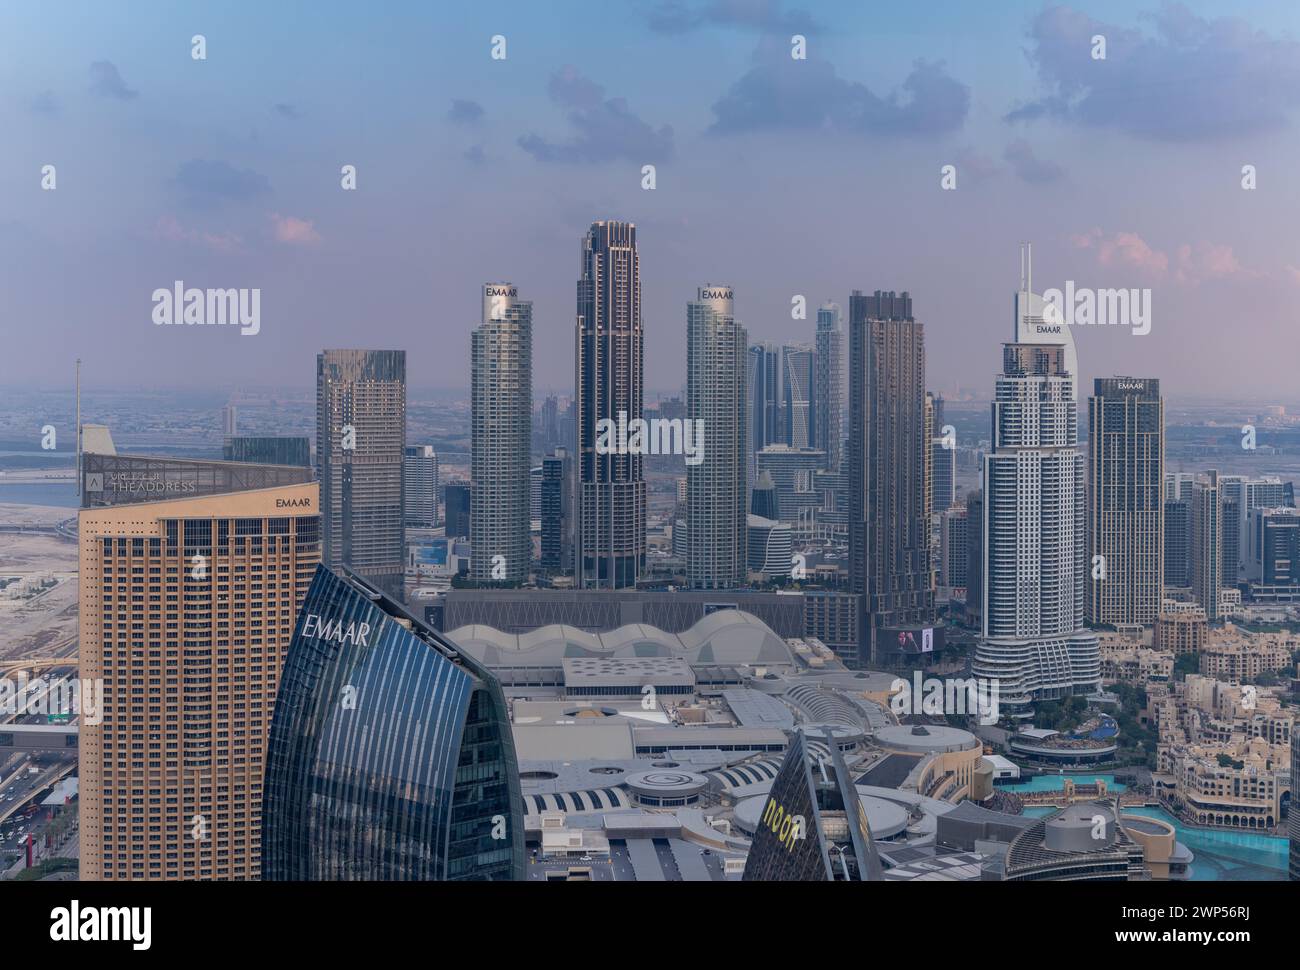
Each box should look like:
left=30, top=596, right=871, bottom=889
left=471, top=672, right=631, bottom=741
left=262, top=566, right=524, bottom=880
left=316, top=350, right=406, bottom=597
left=686, top=285, right=748, bottom=590
left=1191, top=471, right=1223, bottom=621
left=747, top=342, right=781, bottom=481
left=815, top=302, right=844, bottom=472
left=782, top=343, right=815, bottom=450
left=77, top=451, right=319, bottom=880
left=848, top=289, right=935, bottom=667
left=972, top=257, right=1100, bottom=709
left=471, top=282, right=533, bottom=585
left=575, top=220, right=645, bottom=588
left=1086, top=377, right=1164, bottom=626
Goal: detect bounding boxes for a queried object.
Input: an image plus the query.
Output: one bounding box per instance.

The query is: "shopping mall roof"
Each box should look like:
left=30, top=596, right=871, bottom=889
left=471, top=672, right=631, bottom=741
left=447, top=610, right=798, bottom=668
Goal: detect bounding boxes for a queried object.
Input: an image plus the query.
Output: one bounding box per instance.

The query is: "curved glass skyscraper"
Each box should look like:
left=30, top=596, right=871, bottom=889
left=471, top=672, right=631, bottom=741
left=262, top=566, right=524, bottom=880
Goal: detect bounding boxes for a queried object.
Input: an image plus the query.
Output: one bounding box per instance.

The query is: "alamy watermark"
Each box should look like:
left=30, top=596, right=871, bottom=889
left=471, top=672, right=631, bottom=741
left=594, top=410, right=704, bottom=466
left=0, top=673, right=103, bottom=725
left=1041, top=281, right=1151, bottom=336
left=152, top=281, right=260, bottom=335
left=889, top=672, right=1000, bottom=725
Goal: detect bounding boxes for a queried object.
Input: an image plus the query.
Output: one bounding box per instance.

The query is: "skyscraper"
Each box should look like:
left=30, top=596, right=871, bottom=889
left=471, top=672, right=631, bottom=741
left=1218, top=476, right=1288, bottom=581
left=964, top=490, right=984, bottom=628
left=403, top=445, right=440, bottom=529
left=1221, top=497, right=1240, bottom=588
left=1244, top=506, right=1300, bottom=592
left=575, top=220, right=645, bottom=588
left=782, top=343, right=815, bottom=450
left=848, top=289, right=934, bottom=667
left=540, top=448, right=574, bottom=573
left=1086, top=377, right=1164, bottom=626
left=940, top=505, right=969, bottom=591
left=316, top=349, right=406, bottom=597
left=972, top=255, right=1099, bottom=709
left=686, top=285, right=748, bottom=590
left=747, top=342, right=781, bottom=480
left=1191, top=471, right=1223, bottom=621
left=930, top=394, right=955, bottom=513
left=77, top=452, right=319, bottom=880
left=814, top=302, right=844, bottom=472
left=472, top=282, right=533, bottom=585
left=1164, top=473, right=1193, bottom=589
left=540, top=394, right=560, bottom=451
left=444, top=482, right=471, bottom=539
left=262, top=566, right=525, bottom=880
left=972, top=339, right=1099, bottom=709
left=924, top=391, right=936, bottom=593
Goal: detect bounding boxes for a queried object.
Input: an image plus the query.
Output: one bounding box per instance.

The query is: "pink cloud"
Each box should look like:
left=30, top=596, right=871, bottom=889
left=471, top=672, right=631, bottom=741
left=270, top=213, right=321, bottom=245
left=1071, top=228, right=1168, bottom=276
left=1072, top=230, right=1264, bottom=285
left=153, top=214, right=242, bottom=251
left=1174, top=242, right=1258, bottom=284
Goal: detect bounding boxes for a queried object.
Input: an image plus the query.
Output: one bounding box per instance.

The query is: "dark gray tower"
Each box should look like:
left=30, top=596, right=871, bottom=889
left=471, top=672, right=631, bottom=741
left=575, top=220, right=645, bottom=588
left=848, top=291, right=934, bottom=667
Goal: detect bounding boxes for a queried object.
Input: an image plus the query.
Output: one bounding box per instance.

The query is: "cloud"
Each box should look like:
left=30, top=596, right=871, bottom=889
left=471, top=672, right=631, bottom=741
left=1072, top=228, right=1168, bottom=276
left=709, top=48, right=968, bottom=136
left=273, top=103, right=302, bottom=120
left=1173, top=241, right=1256, bottom=284
left=1006, top=4, right=1300, bottom=140
left=448, top=99, right=485, bottom=124
left=89, top=61, right=137, bottom=100
left=174, top=160, right=272, bottom=206
left=270, top=213, right=321, bottom=245
left=463, top=145, right=487, bottom=166
left=519, top=66, right=674, bottom=163
left=1071, top=229, right=1261, bottom=284
left=152, top=215, right=243, bottom=252
left=1003, top=139, right=1064, bottom=183
left=644, top=0, right=820, bottom=35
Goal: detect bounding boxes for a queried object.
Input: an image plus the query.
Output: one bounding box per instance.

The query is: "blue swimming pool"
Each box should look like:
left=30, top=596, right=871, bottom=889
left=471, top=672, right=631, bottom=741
left=1001, top=772, right=1126, bottom=793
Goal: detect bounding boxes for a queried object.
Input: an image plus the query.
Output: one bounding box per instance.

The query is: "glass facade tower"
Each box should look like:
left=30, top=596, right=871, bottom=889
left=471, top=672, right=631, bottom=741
left=262, top=565, right=525, bottom=880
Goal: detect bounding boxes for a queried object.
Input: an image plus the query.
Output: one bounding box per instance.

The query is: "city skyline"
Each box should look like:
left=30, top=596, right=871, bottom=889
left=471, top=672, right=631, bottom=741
left=5, top=0, right=1300, bottom=911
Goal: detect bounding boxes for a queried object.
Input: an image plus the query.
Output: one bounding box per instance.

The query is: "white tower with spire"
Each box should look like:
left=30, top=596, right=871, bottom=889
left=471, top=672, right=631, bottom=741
left=1014, top=243, right=1078, bottom=400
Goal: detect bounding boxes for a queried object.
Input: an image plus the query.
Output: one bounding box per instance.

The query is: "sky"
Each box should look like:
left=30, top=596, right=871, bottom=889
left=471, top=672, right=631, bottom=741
left=4, top=0, right=1300, bottom=400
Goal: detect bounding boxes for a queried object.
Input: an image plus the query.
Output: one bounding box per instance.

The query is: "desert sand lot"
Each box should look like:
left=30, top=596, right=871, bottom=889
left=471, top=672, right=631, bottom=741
left=0, top=504, right=78, bottom=663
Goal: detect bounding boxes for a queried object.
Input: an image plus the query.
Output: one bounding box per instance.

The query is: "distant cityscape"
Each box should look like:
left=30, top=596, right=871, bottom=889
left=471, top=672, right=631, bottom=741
left=7, top=2, right=1300, bottom=909
left=1, top=222, right=1299, bottom=886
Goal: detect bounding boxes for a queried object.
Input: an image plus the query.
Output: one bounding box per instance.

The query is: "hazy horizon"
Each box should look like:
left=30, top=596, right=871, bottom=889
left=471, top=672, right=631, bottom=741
left=6, top=0, right=1300, bottom=399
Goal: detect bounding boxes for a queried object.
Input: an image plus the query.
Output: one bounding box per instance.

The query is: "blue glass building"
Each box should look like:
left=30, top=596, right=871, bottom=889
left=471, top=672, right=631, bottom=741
left=262, top=566, right=524, bottom=880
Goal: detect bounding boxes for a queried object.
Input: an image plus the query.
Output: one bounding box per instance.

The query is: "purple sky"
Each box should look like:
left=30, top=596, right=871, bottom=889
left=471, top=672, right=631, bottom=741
left=4, top=0, right=1300, bottom=400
